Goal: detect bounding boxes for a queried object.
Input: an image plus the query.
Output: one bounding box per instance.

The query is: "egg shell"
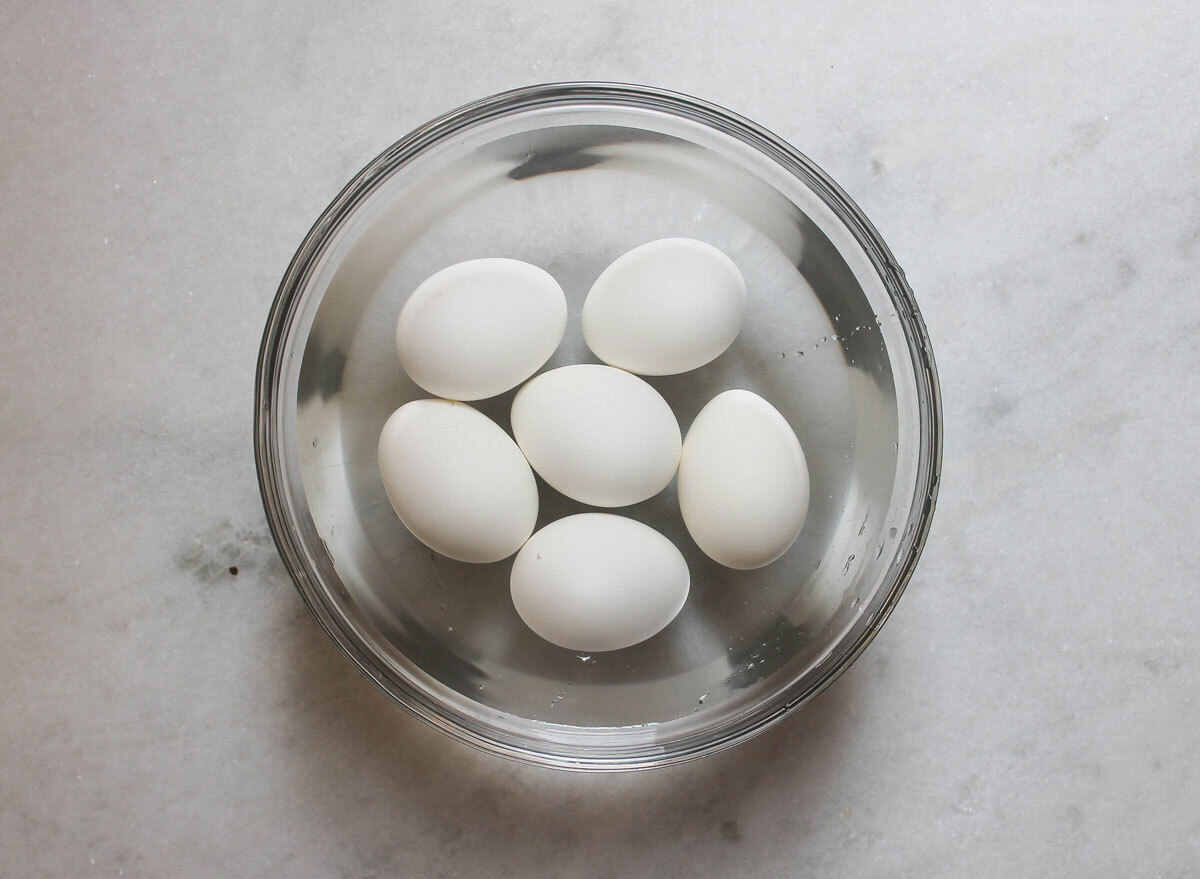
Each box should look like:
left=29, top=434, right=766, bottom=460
left=378, top=399, right=538, bottom=563
left=582, top=238, right=746, bottom=375
left=510, top=513, right=690, bottom=652
left=510, top=364, right=681, bottom=507
left=396, top=258, right=567, bottom=401
left=678, top=389, right=810, bottom=570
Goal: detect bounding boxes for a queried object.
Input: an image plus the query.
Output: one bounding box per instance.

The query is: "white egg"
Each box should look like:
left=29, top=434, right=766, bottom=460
left=510, top=513, right=690, bottom=652
left=510, top=364, right=681, bottom=507
left=582, top=238, right=746, bottom=375
left=378, top=399, right=537, bottom=563
left=396, top=258, right=567, bottom=401
left=678, top=390, right=810, bottom=570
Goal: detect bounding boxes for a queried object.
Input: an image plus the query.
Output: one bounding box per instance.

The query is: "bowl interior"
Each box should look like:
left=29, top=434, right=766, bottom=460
left=263, top=88, right=935, bottom=767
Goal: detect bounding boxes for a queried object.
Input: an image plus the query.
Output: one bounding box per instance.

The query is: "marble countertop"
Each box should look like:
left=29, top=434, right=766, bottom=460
left=3, top=2, right=1198, bottom=875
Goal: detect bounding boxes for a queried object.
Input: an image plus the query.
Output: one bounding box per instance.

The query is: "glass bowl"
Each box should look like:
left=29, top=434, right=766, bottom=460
left=255, top=82, right=941, bottom=770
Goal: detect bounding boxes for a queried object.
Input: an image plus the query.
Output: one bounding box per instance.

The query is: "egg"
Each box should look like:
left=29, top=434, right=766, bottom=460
left=396, top=258, right=567, bottom=401
left=378, top=399, right=538, bottom=563
left=510, top=513, right=690, bottom=652
left=678, top=390, right=810, bottom=570
left=582, top=238, right=746, bottom=375
left=510, top=364, right=681, bottom=507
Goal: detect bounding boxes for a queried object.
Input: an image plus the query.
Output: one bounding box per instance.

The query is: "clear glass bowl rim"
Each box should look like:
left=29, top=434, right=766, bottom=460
left=254, top=81, right=943, bottom=771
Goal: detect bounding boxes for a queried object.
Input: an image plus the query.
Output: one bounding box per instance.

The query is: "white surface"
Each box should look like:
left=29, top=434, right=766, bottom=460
left=679, top=389, right=810, bottom=570
left=378, top=400, right=538, bottom=563
left=511, top=513, right=690, bottom=652
left=512, top=364, right=682, bottom=507
left=396, top=258, right=567, bottom=401
left=583, top=238, right=747, bottom=375
left=2, top=1, right=1198, bottom=876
